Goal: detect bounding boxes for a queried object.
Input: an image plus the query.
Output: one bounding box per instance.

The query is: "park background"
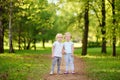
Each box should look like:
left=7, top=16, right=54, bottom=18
left=0, top=0, right=120, bottom=80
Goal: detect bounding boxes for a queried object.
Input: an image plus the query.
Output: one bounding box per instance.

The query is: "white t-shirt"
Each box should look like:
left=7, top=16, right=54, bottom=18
left=53, top=41, right=63, bottom=57
left=63, top=41, right=74, bottom=54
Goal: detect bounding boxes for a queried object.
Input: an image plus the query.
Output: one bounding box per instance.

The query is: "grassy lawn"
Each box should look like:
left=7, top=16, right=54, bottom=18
left=0, top=47, right=120, bottom=80
left=0, top=48, right=51, bottom=80
left=75, top=47, right=120, bottom=80
left=84, top=56, right=120, bottom=80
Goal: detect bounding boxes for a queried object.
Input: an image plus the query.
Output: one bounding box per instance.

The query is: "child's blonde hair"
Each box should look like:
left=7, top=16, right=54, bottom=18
left=55, top=33, right=63, bottom=40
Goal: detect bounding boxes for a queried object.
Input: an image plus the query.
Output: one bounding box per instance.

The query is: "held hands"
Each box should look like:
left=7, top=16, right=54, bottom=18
left=71, top=54, right=74, bottom=57
left=62, top=50, right=66, bottom=55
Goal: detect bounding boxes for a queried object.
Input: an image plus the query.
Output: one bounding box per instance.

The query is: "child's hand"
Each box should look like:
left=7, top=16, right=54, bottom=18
left=62, top=50, right=66, bottom=55
left=71, top=54, right=74, bottom=57
left=62, top=51, right=65, bottom=55
left=52, top=54, right=54, bottom=58
left=51, top=54, right=54, bottom=58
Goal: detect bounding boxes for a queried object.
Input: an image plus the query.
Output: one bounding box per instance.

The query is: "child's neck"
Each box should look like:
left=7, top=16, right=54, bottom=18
left=66, top=40, right=70, bottom=42
left=58, top=40, right=61, bottom=42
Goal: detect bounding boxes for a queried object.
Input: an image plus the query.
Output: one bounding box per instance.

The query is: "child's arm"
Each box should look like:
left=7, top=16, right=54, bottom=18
left=52, top=46, right=55, bottom=58
left=71, top=44, right=74, bottom=56
left=62, top=46, right=65, bottom=55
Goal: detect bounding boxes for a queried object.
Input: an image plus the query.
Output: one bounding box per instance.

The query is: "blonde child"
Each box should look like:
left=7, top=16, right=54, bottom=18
left=50, top=33, right=63, bottom=75
left=63, top=32, right=75, bottom=74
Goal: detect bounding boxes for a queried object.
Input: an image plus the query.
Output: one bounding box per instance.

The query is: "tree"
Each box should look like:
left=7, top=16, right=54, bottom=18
left=107, top=0, right=116, bottom=56
left=0, top=0, right=8, bottom=53
left=9, top=0, right=14, bottom=53
left=101, top=0, right=106, bottom=53
left=0, top=5, right=4, bottom=53
left=11, top=0, right=56, bottom=49
left=111, top=0, right=116, bottom=56
left=82, top=0, right=89, bottom=55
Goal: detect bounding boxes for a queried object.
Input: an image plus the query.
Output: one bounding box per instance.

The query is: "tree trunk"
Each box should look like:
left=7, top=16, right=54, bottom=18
left=42, top=39, right=45, bottom=48
left=26, top=41, right=31, bottom=50
left=33, top=39, right=36, bottom=50
left=0, top=19, right=4, bottom=53
left=9, top=1, right=14, bottom=53
left=82, top=1, right=89, bottom=55
left=0, top=4, right=4, bottom=53
left=24, top=38, right=27, bottom=50
left=101, top=0, right=106, bottom=53
left=112, top=0, right=116, bottom=56
left=18, top=31, right=21, bottom=50
left=18, top=25, right=21, bottom=50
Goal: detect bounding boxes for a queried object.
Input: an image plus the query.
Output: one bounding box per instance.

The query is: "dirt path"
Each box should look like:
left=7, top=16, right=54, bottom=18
left=44, top=56, right=91, bottom=80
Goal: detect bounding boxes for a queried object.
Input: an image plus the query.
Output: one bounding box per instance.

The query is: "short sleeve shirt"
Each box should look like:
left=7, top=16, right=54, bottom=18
left=53, top=41, right=63, bottom=57
left=63, top=41, right=74, bottom=54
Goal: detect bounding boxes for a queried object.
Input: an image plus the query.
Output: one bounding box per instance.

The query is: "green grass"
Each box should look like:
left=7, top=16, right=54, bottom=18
left=1, top=47, right=120, bottom=80
left=84, top=56, right=120, bottom=80
left=75, top=47, right=120, bottom=56
left=75, top=47, right=120, bottom=80
left=0, top=48, right=51, bottom=80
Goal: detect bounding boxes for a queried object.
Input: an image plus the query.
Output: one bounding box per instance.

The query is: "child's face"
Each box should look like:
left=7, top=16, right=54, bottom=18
left=57, top=35, right=63, bottom=42
left=65, top=35, right=71, bottom=41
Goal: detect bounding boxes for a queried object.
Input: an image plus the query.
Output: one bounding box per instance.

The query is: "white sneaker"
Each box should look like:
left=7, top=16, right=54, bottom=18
left=49, top=71, right=53, bottom=75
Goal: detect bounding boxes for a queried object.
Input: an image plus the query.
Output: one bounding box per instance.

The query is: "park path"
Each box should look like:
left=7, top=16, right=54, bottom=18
left=43, top=55, right=91, bottom=80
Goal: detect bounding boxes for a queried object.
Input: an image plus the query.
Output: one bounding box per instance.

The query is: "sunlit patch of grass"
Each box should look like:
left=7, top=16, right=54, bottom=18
left=13, top=48, right=51, bottom=55
left=0, top=52, right=51, bottom=80
left=75, top=47, right=120, bottom=56
left=75, top=47, right=120, bottom=80
left=82, top=55, right=120, bottom=80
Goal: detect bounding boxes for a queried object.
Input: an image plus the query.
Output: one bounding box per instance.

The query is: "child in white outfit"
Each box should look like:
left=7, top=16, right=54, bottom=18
left=63, top=32, right=75, bottom=74
left=50, top=33, right=63, bottom=75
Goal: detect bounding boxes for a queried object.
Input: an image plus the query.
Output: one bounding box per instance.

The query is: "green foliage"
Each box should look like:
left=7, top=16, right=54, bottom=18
left=1, top=0, right=120, bottom=50
left=10, top=0, right=56, bottom=49
left=87, top=41, right=101, bottom=48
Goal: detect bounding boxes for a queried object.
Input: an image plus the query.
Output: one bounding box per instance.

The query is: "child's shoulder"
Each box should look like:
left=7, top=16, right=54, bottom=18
left=53, top=41, right=58, bottom=44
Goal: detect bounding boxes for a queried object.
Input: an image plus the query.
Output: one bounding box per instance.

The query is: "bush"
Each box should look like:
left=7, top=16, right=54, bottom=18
left=88, top=41, right=101, bottom=48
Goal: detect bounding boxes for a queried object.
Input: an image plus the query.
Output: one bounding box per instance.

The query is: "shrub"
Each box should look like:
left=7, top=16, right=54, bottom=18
left=88, top=41, right=101, bottom=48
